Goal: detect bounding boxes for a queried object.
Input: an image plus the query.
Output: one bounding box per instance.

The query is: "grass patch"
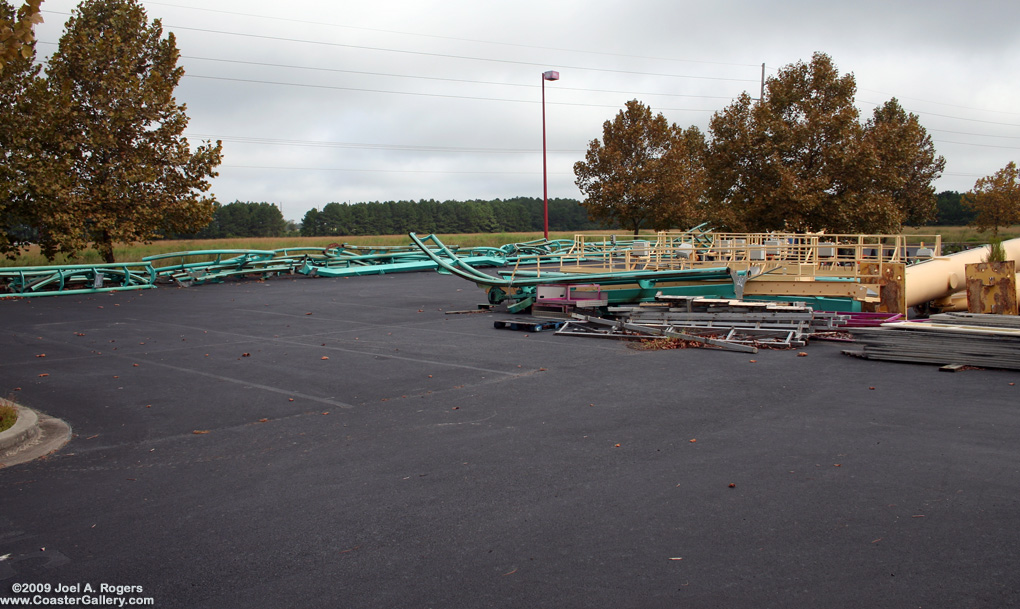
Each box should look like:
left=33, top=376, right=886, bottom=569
left=0, top=401, right=17, bottom=433
left=902, top=225, right=1020, bottom=243
left=4, top=227, right=1015, bottom=268
left=0, top=232, right=594, bottom=267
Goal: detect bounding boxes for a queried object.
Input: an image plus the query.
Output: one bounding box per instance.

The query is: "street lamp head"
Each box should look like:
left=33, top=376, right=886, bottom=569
left=542, top=70, right=560, bottom=81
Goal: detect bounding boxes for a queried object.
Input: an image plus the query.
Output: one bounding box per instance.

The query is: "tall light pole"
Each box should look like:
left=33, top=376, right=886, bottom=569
left=542, top=70, right=559, bottom=240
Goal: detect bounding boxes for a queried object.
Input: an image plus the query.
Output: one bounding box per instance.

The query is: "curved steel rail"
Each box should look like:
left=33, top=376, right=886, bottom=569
left=408, top=233, right=732, bottom=287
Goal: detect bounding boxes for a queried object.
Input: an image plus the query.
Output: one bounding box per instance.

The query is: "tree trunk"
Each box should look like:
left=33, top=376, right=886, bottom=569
left=99, top=231, right=115, bottom=263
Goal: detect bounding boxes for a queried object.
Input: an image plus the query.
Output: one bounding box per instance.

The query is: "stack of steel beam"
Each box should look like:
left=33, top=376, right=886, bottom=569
left=554, top=314, right=761, bottom=352
left=846, top=318, right=1020, bottom=370
left=608, top=296, right=849, bottom=334
left=554, top=297, right=848, bottom=351
left=927, top=312, right=1020, bottom=329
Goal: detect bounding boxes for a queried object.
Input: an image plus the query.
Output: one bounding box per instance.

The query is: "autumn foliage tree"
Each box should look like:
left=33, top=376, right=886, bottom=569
left=707, top=54, right=864, bottom=232
left=0, top=0, right=42, bottom=75
left=0, top=2, right=31, bottom=257
left=963, top=162, right=1020, bottom=238
left=0, top=0, right=60, bottom=258
left=705, top=52, right=944, bottom=233
left=863, top=98, right=945, bottom=227
left=574, top=100, right=707, bottom=234
left=36, top=0, right=222, bottom=262
left=573, top=54, right=943, bottom=236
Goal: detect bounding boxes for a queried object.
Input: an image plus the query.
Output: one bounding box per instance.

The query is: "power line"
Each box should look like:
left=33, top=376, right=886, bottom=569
left=858, top=87, right=1020, bottom=118
left=40, top=8, right=1018, bottom=131
left=40, top=9, right=759, bottom=83
left=220, top=165, right=573, bottom=175
left=910, top=110, right=1020, bottom=129
left=765, top=63, right=1019, bottom=127
left=189, top=134, right=583, bottom=154
left=167, top=24, right=761, bottom=84
left=855, top=97, right=1020, bottom=129
left=929, top=128, right=1020, bottom=140
left=38, top=39, right=1017, bottom=127
left=180, top=55, right=741, bottom=101
left=182, top=74, right=721, bottom=112
left=140, top=2, right=760, bottom=69
left=932, top=139, right=1020, bottom=150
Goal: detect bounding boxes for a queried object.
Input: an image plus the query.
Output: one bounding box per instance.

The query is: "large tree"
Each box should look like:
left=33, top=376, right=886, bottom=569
left=574, top=100, right=707, bottom=235
left=42, top=0, right=222, bottom=262
left=963, top=162, right=1020, bottom=238
left=0, top=1, right=36, bottom=257
left=0, top=0, right=42, bottom=75
left=706, top=52, right=944, bottom=234
left=861, top=98, right=945, bottom=228
left=0, top=1, right=72, bottom=259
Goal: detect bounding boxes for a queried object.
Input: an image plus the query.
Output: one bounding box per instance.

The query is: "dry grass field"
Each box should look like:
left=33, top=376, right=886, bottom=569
left=2, top=226, right=1017, bottom=267
left=0, top=232, right=588, bottom=267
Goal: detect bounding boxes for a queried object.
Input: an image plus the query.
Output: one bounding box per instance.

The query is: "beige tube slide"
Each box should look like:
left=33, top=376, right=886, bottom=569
left=904, top=237, right=1020, bottom=308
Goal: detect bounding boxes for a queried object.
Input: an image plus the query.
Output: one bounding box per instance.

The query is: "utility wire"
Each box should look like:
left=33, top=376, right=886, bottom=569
left=932, top=139, right=1020, bottom=150
left=911, top=110, right=1020, bottom=129
left=929, top=128, right=1020, bottom=140
left=190, top=134, right=583, bottom=154
left=220, top=165, right=573, bottom=175
left=858, top=87, right=1020, bottom=118
left=142, top=1, right=761, bottom=69
left=40, top=8, right=1017, bottom=130
left=40, top=9, right=759, bottom=83
left=181, top=55, right=741, bottom=101
left=167, top=24, right=761, bottom=83
left=182, top=74, right=719, bottom=112
left=37, top=37, right=1020, bottom=129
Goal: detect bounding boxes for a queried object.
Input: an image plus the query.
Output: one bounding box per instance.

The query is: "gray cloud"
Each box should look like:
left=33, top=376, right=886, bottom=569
left=33, top=0, right=1020, bottom=220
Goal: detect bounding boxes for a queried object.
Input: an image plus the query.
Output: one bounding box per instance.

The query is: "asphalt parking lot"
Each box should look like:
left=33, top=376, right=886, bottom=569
left=1, top=271, right=1019, bottom=608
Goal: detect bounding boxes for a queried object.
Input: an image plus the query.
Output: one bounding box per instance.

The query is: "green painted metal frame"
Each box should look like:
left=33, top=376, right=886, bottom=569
left=0, top=262, right=157, bottom=298
left=144, top=249, right=290, bottom=286
left=407, top=233, right=862, bottom=311
left=409, top=233, right=732, bottom=287
left=408, top=232, right=741, bottom=306
left=298, top=254, right=507, bottom=278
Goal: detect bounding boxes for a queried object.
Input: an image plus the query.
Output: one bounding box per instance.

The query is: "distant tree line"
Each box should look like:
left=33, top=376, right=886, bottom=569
left=931, top=191, right=976, bottom=226
left=299, top=197, right=600, bottom=237
left=173, top=201, right=290, bottom=238
left=168, top=192, right=979, bottom=241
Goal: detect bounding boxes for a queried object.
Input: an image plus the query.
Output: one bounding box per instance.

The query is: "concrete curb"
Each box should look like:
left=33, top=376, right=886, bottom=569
left=0, top=403, right=40, bottom=452
left=0, top=399, right=72, bottom=468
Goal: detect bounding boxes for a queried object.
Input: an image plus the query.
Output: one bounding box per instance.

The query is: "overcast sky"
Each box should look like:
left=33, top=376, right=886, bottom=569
left=32, top=0, right=1020, bottom=221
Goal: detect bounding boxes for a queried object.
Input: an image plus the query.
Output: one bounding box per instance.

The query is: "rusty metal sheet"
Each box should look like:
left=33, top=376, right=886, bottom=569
left=862, top=263, right=906, bottom=314
left=965, top=261, right=1018, bottom=315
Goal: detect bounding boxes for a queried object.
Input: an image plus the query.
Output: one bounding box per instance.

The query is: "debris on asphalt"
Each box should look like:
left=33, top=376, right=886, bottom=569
left=549, top=297, right=851, bottom=354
